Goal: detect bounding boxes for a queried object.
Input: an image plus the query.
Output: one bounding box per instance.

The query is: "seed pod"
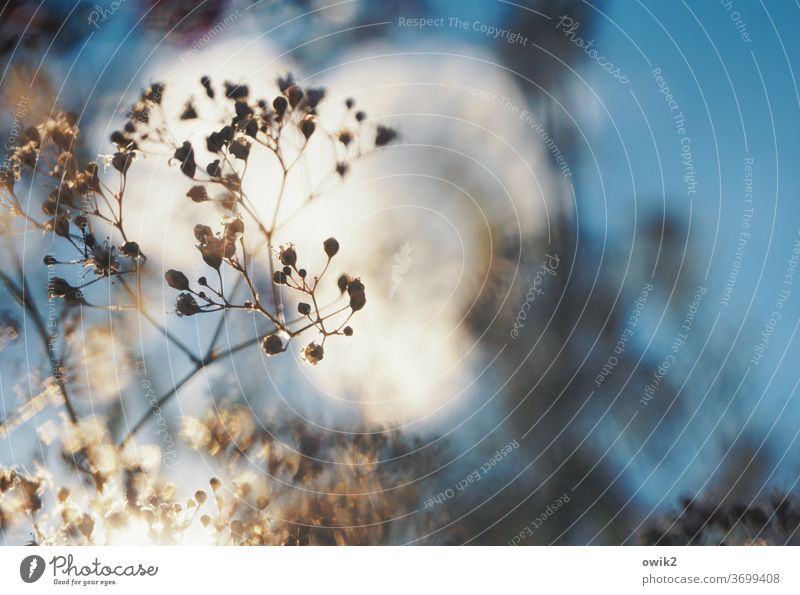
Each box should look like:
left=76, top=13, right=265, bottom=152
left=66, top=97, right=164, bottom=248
left=53, top=216, right=69, bottom=237
left=200, top=239, right=223, bottom=270
left=272, top=270, right=287, bottom=285
left=323, top=237, right=339, bottom=258
left=121, top=241, right=143, bottom=259
left=201, top=76, right=214, bottom=98
left=343, top=326, right=353, bottom=336
left=298, top=302, right=311, bottom=316
left=229, top=138, right=251, bottom=161
left=206, top=160, right=222, bottom=177
left=305, top=87, right=325, bottom=109
left=165, top=269, right=190, bottom=291
left=300, top=117, right=315, bottom=140
left=110, top=130, right=127, bottom=146
left=337, top=274, right=350, bottom=294
left=302, top=342, right=324, bottom=365
left=180, top=102, right=198, bottom=120
left=174, top=141, right=192, bottom=162
left=235, top=100, right=253, bottom=119
left=206, top=132, right=223, bottom=153
left=273, top=96, right=288, bottom=117
left=175, top=293, right=202, bottom=316
left=219, top=125, right=235, bottom=143
left=279, top=245, right=297, bottom=267
left=337, top=130, right=352, bottom=146
left=347, top=278, right=366, bottom=311
left=187, top=185, right=209, bottom=202
left=286, top=85, right=304, bottom=108
left=224, top=82, right=249, bottom=100
left=375, top=125, right=398, bottom=147
left=112, top=151, right=133, bottom=173
left=226, top=217, right=244, bottom=238
left=261, top=334, right=284, bottom=356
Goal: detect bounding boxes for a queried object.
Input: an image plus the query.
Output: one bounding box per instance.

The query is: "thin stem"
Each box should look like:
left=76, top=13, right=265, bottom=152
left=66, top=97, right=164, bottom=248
left=0, top=249, right=78, bottom=424
left=118, top=324, right=275, bottom=448
left=119, top=277, right=202, bottom=366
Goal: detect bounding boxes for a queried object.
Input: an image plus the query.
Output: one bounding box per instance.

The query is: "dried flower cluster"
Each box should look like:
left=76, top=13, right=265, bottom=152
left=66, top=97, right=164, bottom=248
left=0, top=71, right=406, bottom=545
left=1, top=407, right=434, bottom=545
left=125, top=74, right=397, bottom=366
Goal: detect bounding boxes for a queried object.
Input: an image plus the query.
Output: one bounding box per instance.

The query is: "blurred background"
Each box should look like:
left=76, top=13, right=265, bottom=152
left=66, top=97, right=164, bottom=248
left=1, top=0, right=800, bottom=545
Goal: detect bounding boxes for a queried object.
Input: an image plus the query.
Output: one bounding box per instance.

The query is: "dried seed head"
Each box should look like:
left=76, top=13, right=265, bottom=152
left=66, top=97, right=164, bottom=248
left=302, top=342, right=324, bottom=365
left=200, top=239, right=223, bottom=270
left=277, top=73, right=295, bottom=92
left=180, top=101, right=198, bottom=120
left=206, top=132, right=223, bottom=153
left=300, top=117, right=316, bottom=140
left=210, top=477, right=221, bottom=491
left=305, top=87, right=325, bottom=109
left=195, top=489, right=208, bottom=505
left=224, top=81, right=249, bottom=100
left=323, top=237, right=339, bottom=258
left=229, top=138, right=251, bottom=161
left=347, top=278, right=366, bottom=311
left=279, top=245, right=297, bottom=267
left=53, top=216, right=69, bottom=237
left=201, top=76, right=214, bottom=98
left=337, top=129, right=352, bottom=146
left=187, top=185, right=209, bottom=202
left=272, top=96, right=288, bottom=117
left=112, top=151, right=133, bottom=173
left=121, top=241, right=144, bottom=260
left=165, top=269, right=190, bottom=291
left=206, top=159, right=222, bottom=177
left=297, top=302, right=311, bottom=316
left=343, top=326, right=353, bottom=336
left=261, top=334, right=284, bottom=356
left=337, top=273, right=350, bottom=294
left=286, top=85, right=304, bottom=108
left=194, top=224, right=213, bottom=243
left=272, top=270, right=287, bottom=285
left=225, top=217, right=244, bottom=238
left=375, top=125, right=398, bottom=147
left=175, top=293, right=202, bottom=316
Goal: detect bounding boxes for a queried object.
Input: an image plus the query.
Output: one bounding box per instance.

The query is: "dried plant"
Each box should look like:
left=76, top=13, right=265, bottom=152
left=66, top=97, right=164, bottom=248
left=0, top=73, right=418, bottom=545
left=1, top=406, right=435, bottom=545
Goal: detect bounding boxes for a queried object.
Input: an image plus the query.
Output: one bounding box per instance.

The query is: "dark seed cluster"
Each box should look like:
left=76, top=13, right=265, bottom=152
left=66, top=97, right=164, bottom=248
left=115, top=73, right=394, bottom=364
